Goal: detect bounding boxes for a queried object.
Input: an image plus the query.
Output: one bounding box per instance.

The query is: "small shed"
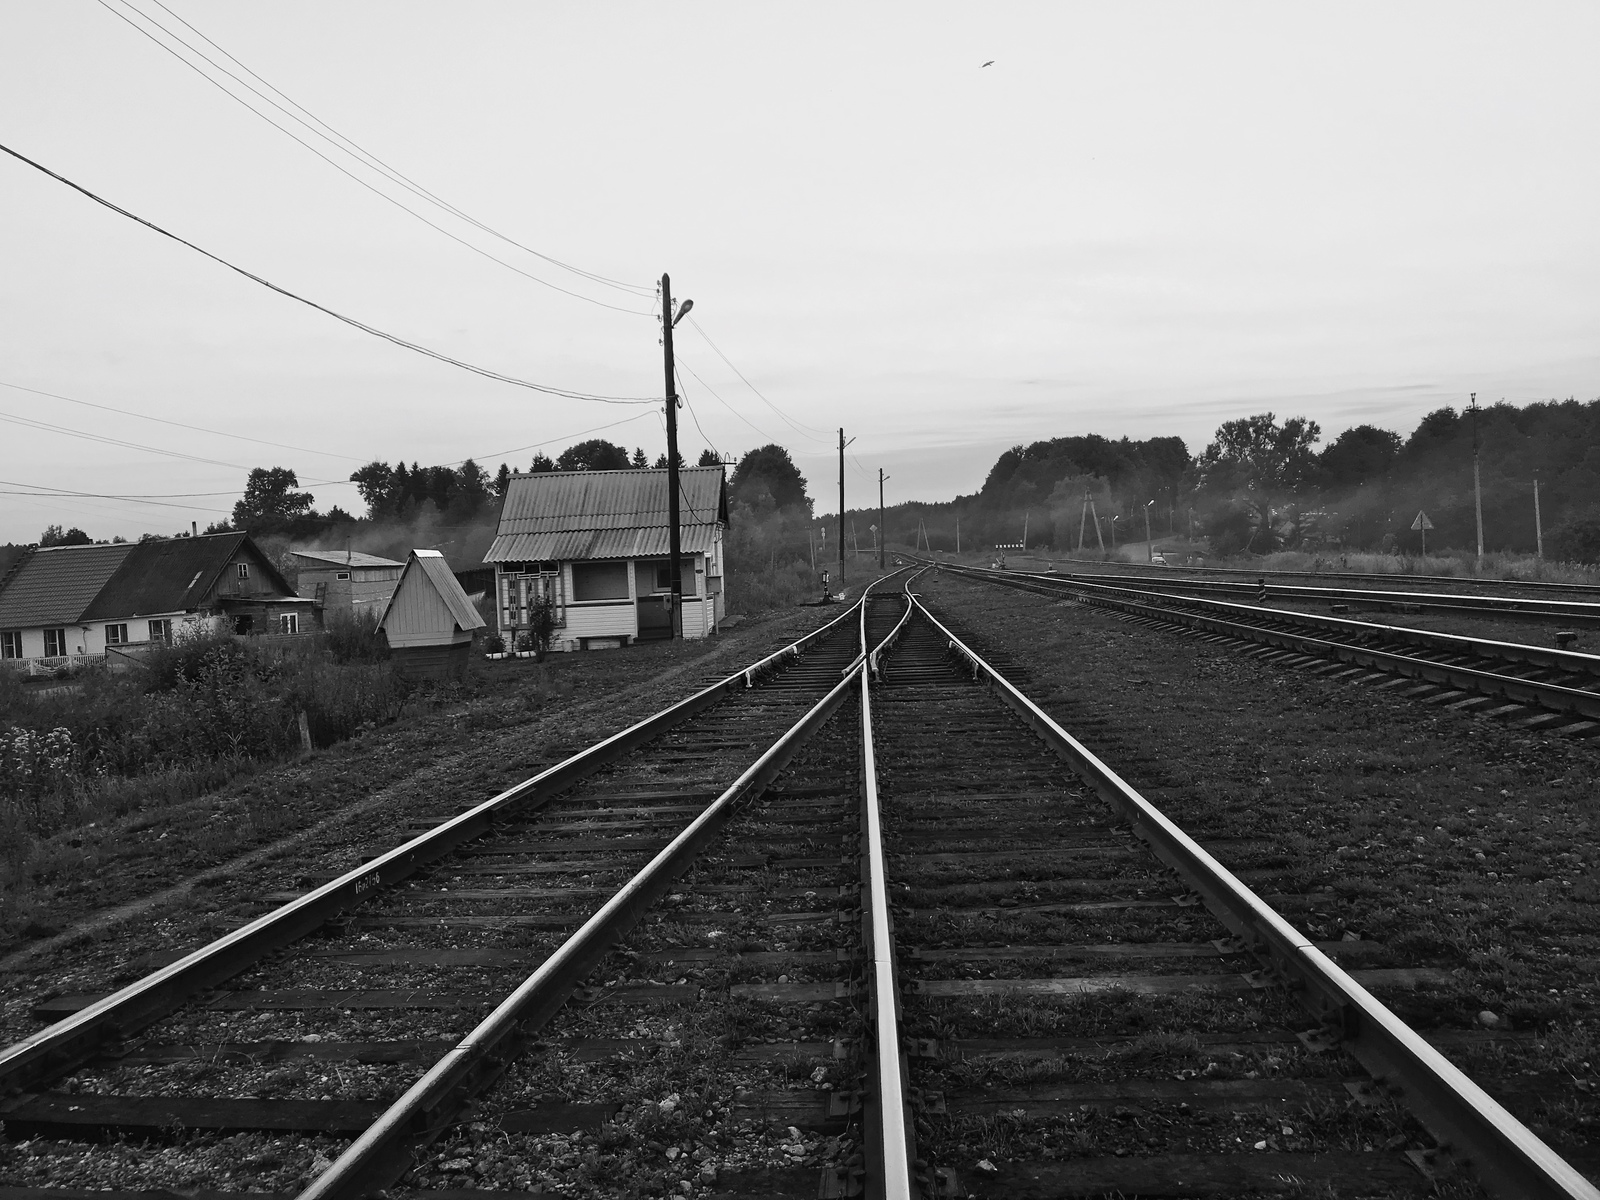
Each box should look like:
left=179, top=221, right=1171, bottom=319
left=293, top=549, right=404, bottom=616
left=378, top=550, right=486, bottom=680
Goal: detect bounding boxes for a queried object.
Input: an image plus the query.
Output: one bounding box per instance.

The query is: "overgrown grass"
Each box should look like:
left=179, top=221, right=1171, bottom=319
left=0, top=627, right=412, bottom=916
left=1249, top=549, right=1600, bottom=584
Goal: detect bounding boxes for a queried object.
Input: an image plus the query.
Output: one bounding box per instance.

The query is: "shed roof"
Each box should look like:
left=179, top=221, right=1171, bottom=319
left=291, top=550, right=405, bottom=569
left=485, top=467, right=728, bottom=563
left=0, top=544, right=134, bottom=628
left=82, top=533, right=295, bottom=620
left=379, top=549, right=486, bottom=633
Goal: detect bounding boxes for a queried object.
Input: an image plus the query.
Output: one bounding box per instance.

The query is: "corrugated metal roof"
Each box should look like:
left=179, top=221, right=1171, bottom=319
left=292, top=550, right=405, bottom=569
left=379, top=550, right=486, bottom=632
left=82, top=532, right=295, bottom=620
left=485, top=467, right=727, bottom=564
left=0, top=544, right=134, bottom=628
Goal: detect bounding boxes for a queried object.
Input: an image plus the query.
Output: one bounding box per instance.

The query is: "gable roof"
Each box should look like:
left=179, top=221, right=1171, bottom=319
left=378, top=549, right=486, bottom=632
left=486, top=466, right=728, bottom=563
left=81, top=532, right=295, bottom=620
left=291, top=550, right=405, bottom=570
left=0, top=544, right=135, bottom=628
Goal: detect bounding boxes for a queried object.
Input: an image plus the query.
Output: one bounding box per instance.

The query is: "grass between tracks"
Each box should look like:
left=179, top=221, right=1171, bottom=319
left=920, top=570, right=1600, bottom=1164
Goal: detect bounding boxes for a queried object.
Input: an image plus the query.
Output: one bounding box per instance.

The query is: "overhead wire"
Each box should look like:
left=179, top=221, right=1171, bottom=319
left=0, top=478, right=233, bottom=514
left=0, top=379, right=366, bottom=462
left=675, top=354, right=778, bottom=445
left=142, top=0, right=652, bottom=297
left=685, top=314, right=835, bottom=442
left=96, top=0, right=655, bottom=315
left=674, top=365, right=721, bottom=462
left=0, top=140, right=658, bottom=404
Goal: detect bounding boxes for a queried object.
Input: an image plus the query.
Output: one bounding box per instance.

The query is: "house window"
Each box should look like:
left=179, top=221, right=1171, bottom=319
left=44, top=628, right=67, bottom=657
left=336, top=571, right=351, bottom=581
left=237, top=563, right=250, bottom=580
left=0, top=631, right=20, bottom=659
left=105, top=624, right=129, bottom=646
left=572, top=562, right=629, bottom=601
left=280, top=613, right=299, bottom=634
left=148, top=619, right=172, bottom=645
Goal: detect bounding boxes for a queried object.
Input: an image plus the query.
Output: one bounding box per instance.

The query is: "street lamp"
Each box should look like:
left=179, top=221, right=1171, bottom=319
left=1110, top=515, right=1119, bottom=549
left=1143, top=500, right=1155, bottom=562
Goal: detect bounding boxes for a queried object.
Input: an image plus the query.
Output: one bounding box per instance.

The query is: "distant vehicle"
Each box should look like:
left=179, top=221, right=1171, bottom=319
left=1149, top=554, right=1168, bottom=565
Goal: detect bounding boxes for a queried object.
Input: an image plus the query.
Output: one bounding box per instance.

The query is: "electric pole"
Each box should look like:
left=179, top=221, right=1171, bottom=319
left=1470, top=392, right=1484, bottom=569
left=661, top=274, right=691, bottom=637
left=878, top=468, right=889, bottom=570
left=1535, top=469, right=1544, bottom=560
left=837, top=428, right=855, bottom=580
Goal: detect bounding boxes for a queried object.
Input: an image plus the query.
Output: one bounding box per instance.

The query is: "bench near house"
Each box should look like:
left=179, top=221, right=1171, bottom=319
left=292, top=549, right=404, bottom=616
left=0, top=532, right=314, bottom=671
left=484, top=466, right=728, bottom=652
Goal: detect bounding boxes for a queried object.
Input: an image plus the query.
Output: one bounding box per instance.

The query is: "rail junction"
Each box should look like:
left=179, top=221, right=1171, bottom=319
left=1, top=569, right=1596, bottom=1198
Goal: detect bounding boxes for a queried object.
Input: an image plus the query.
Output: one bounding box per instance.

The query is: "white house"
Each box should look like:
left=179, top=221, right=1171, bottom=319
left=484, top=466, right=728, bottom=652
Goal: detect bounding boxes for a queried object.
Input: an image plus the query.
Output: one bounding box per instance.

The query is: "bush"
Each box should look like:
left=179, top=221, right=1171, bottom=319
left=1549, top=509, right=1600, bottom=564
left=322, top=606, right=389, bottom=663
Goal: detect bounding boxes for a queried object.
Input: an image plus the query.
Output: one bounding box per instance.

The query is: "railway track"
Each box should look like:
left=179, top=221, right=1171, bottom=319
left=932, top=562, right=1600, bottom=735
left=0, top=582, right=906, bottom=1198
left=4, top=570, right=1595, bottom=1197
left=999, top=564, right=1600, bottom=626
left=853, top=590, right=1598, bottom=1198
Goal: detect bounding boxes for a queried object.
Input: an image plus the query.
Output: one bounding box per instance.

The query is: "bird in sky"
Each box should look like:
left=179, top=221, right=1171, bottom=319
left=981, top=60, right=995, bottom=67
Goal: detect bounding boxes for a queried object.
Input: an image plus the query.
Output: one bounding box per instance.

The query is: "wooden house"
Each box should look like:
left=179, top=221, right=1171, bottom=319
left=0, top=533, right=312, bottom=670
left=292, top=549, right=404, bottom=616
left=484, top=466, right=728, bottom=652
left=377, top=549, right=487, bottom=680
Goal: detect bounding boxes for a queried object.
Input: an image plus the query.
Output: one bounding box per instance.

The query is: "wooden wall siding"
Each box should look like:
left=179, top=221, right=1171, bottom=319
left=383, top=569, right=469, bottom=647
left=561, top=601, right=637, bottom=646
left=391, top=640, right=472, bottom=681
left=298, top=567, right=400, bottom=612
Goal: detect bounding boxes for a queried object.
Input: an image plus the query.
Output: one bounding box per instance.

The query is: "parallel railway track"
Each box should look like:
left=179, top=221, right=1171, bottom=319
left=931, top=562, right=1600, bottom=734
left=2, top=569, right=1595, bottom=1197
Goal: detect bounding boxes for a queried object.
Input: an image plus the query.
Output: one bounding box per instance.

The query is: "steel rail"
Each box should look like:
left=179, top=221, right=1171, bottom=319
left=907, top=591, right=1600, bottom=1200
left=1024, top=565, right=1600, bottom=624
left=1028, top=553, right=1600, bottom=596
left=301, top=577, right=915, bottom=1197
left=0, top=599, right=866, bottom=1097
left=856, top=578, right=923, bottom=1199
left=939, top=563, right=1600, bottom=720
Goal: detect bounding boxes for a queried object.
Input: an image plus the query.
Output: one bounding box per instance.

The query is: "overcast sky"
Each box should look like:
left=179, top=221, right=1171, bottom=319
left=3, top=2, right=1597, bottom=543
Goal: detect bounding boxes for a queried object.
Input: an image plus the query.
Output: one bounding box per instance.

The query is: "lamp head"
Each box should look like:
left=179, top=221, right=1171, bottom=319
left=672, top=299, right=694, bottom=327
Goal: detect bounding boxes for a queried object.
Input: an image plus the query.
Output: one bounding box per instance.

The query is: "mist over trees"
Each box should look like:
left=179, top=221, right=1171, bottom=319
left=845, top=396, right=1600, bottom=563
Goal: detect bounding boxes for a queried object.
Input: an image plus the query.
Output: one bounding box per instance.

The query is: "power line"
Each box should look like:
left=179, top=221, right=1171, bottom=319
left=0, top=378, right=366, bottom=462
left=97, top=0, right=655, bottom=314
left=674, top=366, right=720, bottom=460
left=0, top=140, right=658, bottom=405
left=457, top=410, right=656, bottom=466
left=0, top=407, right=252, bottom=472
left=0, top=478, right=232, bottom=514
left=685, top=315, right=835, bottom=442
left=676, top=354, right=778, bottom=445
left=142, top=0, right=651, bottom=298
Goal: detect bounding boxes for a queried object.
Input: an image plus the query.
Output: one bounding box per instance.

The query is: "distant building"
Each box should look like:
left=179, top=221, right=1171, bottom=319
left=484, top=466, right=728, bottom=651
left=377, top=549, right=487, bottom=680
left=0, top=533, right=312, bottom=670
left=292, top=549, right=404, bottom=616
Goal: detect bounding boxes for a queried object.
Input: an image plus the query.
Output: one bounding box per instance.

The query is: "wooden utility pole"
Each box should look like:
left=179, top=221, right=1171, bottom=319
left=1144, top=500, right=1154, bottom=562
left=1078, top=491, right=1090, bottom=554
left=878, top=468, right=888, bottom=570
left=660, top=273, right=688, bottom=637
left=1470, top=392, right=1484, bottom=569
left=838, top=428, right=846, bottom=582
left=1535, top=470, right=1544, bottom=559
left=955, top=516, right=960, bottom=554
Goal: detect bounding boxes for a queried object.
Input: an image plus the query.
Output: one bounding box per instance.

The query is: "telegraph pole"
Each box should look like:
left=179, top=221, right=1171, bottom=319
left=876, top=470, right=889, bottom=572
left=1535, top=469, right=1544, bottom=560
left=661, top=274, right=691, bottom=637
left=1470, top=392, right=1484, bottom=569
left=836, top=428, right=856, bottom=579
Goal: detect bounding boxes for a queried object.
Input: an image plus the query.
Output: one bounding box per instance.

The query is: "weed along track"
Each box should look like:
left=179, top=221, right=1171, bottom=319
left=853, top=591, right=1598, bottom=1198
left=0, top=582, right=909, bottom=1199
